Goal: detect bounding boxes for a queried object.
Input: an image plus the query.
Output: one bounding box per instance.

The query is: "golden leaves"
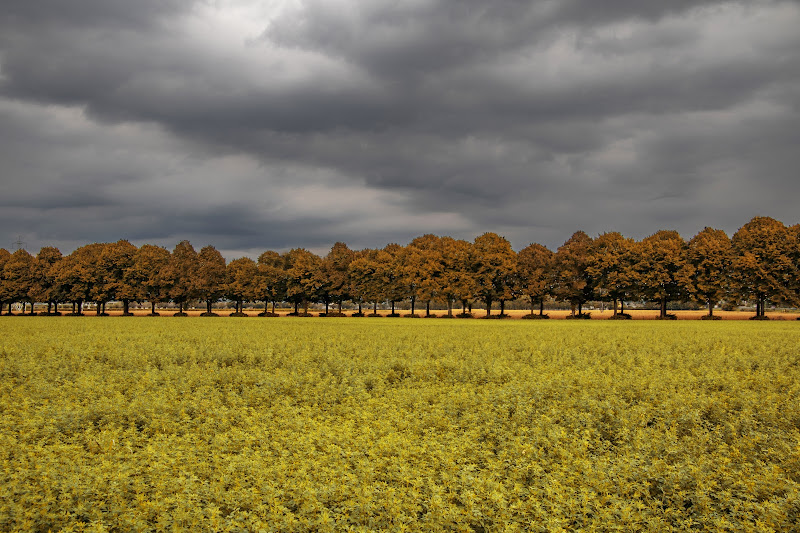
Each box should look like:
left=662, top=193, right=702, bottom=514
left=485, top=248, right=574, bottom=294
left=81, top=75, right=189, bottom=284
left=0, top=318, right=799, bottom=531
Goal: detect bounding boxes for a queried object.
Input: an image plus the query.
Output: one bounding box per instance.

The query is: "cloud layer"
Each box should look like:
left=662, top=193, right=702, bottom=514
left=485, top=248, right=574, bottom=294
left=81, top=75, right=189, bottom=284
left=2, top=0, right=798, bottom=257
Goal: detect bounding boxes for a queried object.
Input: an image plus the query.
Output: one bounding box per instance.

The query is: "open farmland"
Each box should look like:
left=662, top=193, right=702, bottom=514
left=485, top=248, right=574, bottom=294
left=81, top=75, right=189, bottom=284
left=1, top=319, right=799, bottom=532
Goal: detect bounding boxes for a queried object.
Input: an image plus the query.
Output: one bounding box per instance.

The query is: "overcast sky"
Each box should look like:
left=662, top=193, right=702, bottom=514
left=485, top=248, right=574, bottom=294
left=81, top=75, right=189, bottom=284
left=2, top=0, right=798, bottom=258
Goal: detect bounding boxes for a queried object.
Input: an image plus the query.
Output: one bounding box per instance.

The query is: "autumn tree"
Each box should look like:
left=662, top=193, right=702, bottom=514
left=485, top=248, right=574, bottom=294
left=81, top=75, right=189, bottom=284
left=98, top=240, right=138, bottom=315
left=397, top=236, right=445, bottom=316
left=517, top=242, right=554, bottom=316
left=439, top=237, right=475, bottom=316
left=472, top=232, right=517, bottom=316
left=131, top=244, right=171, bottom=315
left=195, top=245, right=227, bottom=316
left=586, top=232, right=637, bottom=316
left=51, top=243, right=105, bottom=315
left=320, top=242, right=355, bottom=315
left=3, top=249, right=38, bottom=314
left=688, top=227, right=733, bottom=318
left=349, top=248, right=383, bottom=315
left=162, top=240, right=199, bottom=315
left=35, top=247, right=63, bottom=314
left=635, top=231, right=694, bottom=318
left=255, top=250, right=287, bottom=315
left=226, top=257, right=257, bottom=315
left=0, top=249, right=11, bottom=314
left=349, top=249, right=374, bottom=314
left=379, top=243, right=407, bottom=315
left=284, top=248, right=322, bottom=315
left=731, top=216, right=794, bottom=318
left=553, top=231, right=595, bottom=316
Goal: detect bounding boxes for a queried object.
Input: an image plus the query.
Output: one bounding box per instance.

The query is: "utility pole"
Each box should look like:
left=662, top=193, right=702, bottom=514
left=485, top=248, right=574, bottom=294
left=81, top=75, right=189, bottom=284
left=12, top=236, right=26, bottom=251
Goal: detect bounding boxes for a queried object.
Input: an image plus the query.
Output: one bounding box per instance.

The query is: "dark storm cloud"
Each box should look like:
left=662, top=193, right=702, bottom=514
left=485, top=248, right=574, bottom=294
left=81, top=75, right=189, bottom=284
left=1, top=0, right=799, bottom=256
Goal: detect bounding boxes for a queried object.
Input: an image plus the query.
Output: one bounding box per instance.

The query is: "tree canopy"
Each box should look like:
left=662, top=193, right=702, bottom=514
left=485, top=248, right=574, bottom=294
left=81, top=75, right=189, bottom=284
left=2, top=215, right=798, bottom=319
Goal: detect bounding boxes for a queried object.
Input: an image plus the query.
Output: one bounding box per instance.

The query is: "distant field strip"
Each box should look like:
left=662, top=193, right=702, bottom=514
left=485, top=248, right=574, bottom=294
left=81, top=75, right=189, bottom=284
left=1, top=319, right=798, bottom=531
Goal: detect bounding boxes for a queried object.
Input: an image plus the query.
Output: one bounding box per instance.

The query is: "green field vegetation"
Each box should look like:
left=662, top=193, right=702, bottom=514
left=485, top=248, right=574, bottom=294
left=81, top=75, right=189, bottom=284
left=1, top=319, right=799, bottom=532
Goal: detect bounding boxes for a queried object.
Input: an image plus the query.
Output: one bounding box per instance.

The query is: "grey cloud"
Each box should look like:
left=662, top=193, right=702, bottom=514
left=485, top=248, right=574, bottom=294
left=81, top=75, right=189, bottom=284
left=1, top=0, right=799, bottom=256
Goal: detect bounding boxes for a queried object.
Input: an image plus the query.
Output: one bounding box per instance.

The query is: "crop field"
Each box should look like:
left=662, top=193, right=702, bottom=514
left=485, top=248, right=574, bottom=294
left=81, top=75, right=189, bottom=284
left=1, top=319, right=799, bottom=532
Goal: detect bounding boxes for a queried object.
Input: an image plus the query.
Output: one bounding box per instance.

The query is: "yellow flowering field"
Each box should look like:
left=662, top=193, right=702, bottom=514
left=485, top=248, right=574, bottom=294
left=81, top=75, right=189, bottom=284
left=1, top=318, right=799, bottom=532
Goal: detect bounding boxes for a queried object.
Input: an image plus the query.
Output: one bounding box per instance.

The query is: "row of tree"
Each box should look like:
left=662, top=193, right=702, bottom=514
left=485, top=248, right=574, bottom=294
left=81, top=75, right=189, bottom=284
left=1, top=216, right=798, bottom=319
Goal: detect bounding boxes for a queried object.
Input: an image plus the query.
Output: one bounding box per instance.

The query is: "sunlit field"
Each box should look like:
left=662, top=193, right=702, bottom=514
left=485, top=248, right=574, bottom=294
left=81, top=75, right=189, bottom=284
left=1, top=319, right=798, bottom=531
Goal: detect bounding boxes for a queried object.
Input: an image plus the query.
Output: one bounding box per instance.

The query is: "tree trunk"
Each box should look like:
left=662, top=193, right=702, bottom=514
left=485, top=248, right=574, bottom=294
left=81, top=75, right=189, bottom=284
left=612, top=298, right=618, bottom=316
left=152, top=301, right=157, bottom=314
left=272, top=301, right=276, bottom=314
left=660, top=298, right=667, bottom=318
left=303, top=300, right=309, bottom=314
left=358, top=302, right=362, bottom=314
left=294, top=301, right=299, bottom=314
left=540, top=299, right=545, bottom=316
left=325, top=301, right=329, bottom=314
left=448, top=299, right=453, bottom=317
left=96, top=303, right=101, bottom=316
left=485, top=298, right=492, bottom=316
left=500, top=299, right=506, bottom=315
left=47, top=301, right=52, bottom=314
left=426, top=301, right=430, bottom=317
left=708, top=299, right=714, bottom=317
left=410, top=297, right=416, bottom=316
left=373, top=302, right=377, bottom=314
left=123, top=299, right=129, bottom=315
left=206, top=300, right=212, bottom=314
left=338, top=302, right=343, bottom=314
left=620, top=299, right=625, bottom=314
left=392, top=301, right=396, bottom=314
left=578, top=302, right=583, bottom=315
left=179, top=301, right=184, bottom=314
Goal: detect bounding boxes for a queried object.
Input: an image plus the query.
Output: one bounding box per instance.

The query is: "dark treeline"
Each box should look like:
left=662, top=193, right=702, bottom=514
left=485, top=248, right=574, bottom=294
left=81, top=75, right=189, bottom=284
left=1, top=216, right=798, bottom=319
